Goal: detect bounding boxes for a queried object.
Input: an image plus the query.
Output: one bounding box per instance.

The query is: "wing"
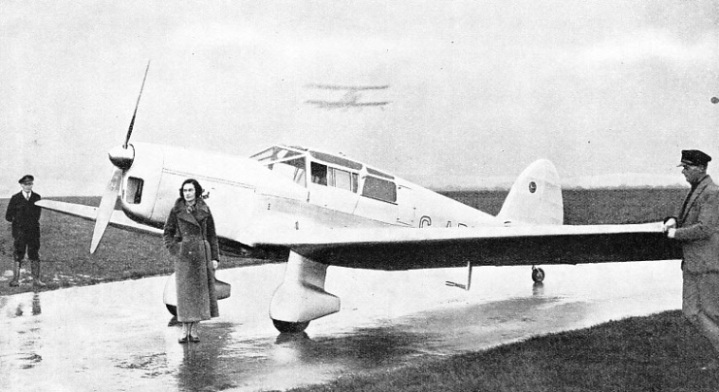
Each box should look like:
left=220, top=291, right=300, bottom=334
left=248, top=223, right=682, bottom=270
left=37, top=199, right=681, bottom=270
left=36, top=199, right=163, bottom=236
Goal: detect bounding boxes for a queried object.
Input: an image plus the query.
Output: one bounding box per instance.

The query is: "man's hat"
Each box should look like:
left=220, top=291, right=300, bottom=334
left=678, top=150, right=712, bottom=167
left=18, top=174, right=34, bottom=184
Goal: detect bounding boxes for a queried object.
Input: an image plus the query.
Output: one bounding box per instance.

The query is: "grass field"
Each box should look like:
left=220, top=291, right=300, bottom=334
left=285, top=310, right=719, bottom=392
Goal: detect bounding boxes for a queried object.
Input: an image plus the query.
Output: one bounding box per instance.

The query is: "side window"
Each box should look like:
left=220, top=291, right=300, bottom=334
left=361, top=176, right=397, bottom=203
left=311, top=162, right=328, bottom=185
left=125, top=177, right=144, bottom=204
left=328, top=167, right=358, bottom=193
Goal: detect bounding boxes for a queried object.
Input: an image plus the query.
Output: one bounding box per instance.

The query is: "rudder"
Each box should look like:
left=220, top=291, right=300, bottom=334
left=496, top=159, right=563, bottom=225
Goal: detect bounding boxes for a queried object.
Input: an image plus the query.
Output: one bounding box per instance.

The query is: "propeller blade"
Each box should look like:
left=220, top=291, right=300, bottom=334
left=123, top=61, right=151, bottom=148
left=90, top=168, right=123, bottom=254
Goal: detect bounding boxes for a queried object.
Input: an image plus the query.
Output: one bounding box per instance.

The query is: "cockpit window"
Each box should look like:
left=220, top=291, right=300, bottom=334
left=361, top=176, right=396, bottom=203
left=311, top=162, right=327, bottom=186
left=252, top=146, right=361, bottom=192
left=311, top=162, right=359, bottom=193
left=329, top=167, right=358, bottom=192
left=251, top=146, right=307, bottom=186
left=251, top=146, right=304, bottom=164
left=268, top=157, right=306, bottom=186
left=309, top=151, right=362, bottom=170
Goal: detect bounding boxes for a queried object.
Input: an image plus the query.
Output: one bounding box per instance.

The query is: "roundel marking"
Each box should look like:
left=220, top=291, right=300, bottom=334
left=528, top=181, right=537, bottom=193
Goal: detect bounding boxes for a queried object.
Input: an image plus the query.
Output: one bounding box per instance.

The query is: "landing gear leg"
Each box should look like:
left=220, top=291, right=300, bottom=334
left=270, top=251, right=340, bottom=333
left=531, top=266, right=545, bottom=283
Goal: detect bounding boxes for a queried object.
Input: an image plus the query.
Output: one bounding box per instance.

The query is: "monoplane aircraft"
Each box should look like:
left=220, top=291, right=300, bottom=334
left=305, top=84, right=390, bottom=109
left=37, top=66, right=680, bottom=333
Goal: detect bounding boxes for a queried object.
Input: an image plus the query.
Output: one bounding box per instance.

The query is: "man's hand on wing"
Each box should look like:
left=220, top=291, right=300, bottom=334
left=663, top=218, right=677, bottom=233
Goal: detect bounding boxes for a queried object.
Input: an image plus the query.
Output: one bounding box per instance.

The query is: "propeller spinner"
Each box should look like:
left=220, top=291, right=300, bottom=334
left=90, top=62, right=150, bottom=254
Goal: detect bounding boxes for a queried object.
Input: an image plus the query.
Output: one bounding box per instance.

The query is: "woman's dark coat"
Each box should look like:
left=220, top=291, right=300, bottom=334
left=163, top=198, right=220, bottom=322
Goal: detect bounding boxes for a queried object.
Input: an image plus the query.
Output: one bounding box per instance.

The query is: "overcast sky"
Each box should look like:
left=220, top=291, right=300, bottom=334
left=1, top=1, right=718, bottom=196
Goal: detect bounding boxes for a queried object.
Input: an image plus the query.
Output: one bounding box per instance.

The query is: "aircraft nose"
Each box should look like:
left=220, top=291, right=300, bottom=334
left=109, top=144, right=135, bottom=170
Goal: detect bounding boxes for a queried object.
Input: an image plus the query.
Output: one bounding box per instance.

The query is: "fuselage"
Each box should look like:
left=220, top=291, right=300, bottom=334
left=118, top=143, right=500, bottom=254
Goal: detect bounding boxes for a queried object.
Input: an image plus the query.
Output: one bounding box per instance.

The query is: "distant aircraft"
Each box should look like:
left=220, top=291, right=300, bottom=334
left=37, top=66, right=680, bottom=333
left=305, top=84, right=390, bottom=109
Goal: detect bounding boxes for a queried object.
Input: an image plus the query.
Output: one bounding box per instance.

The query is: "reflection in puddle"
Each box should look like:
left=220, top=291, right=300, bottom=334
left=279, top=326, right=433, bottom=368
left=176, top=322, right=237, bottom=392
left=2, top=292, right=42, bottom=318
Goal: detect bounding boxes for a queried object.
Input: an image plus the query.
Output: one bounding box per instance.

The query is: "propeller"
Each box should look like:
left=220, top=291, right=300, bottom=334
left=90, top=61, right=150, bottom=254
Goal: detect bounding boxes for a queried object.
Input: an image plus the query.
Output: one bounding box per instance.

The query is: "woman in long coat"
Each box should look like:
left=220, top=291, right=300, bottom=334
left=163, top=178, right=220, bottom=343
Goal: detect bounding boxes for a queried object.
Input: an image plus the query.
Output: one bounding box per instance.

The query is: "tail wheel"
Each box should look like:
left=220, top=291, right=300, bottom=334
left=531, top=267, right=545, bottom=283
left=272, top=319, right=310, bottom=333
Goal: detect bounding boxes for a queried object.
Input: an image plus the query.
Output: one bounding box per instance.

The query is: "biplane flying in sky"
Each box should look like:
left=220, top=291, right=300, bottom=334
left=305, top=84, right=390, bottom=109
left=37, top=65, right=680, bottom=333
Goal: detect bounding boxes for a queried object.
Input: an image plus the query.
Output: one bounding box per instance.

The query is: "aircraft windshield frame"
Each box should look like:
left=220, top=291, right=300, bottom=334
left=251, top=145, right=307, bottom=164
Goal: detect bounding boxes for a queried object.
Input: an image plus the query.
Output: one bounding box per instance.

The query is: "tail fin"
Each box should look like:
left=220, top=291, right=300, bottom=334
left=496, top=159, right=563, bottom=225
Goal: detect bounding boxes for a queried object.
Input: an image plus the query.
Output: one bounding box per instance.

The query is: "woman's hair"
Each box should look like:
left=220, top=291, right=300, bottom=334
left=178, top=178, right=203, bottom=199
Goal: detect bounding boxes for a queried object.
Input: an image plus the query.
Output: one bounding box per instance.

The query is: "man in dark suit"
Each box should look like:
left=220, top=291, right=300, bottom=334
left=664, top=150, right=719, bottom=370
left=5, top=174, right=45, bottom=287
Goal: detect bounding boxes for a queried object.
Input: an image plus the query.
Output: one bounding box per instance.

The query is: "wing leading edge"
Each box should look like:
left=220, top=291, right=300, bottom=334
left=248, top=223, right=682, bottom=270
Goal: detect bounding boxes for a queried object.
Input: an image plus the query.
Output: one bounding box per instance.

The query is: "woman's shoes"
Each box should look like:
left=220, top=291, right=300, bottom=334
left=179, top=322, right=189, bottom=344
left=179, top=333, right=199, bottom=343
left=189, top=322, right=200, bottom=342
left=178, top=322, right=200, bottom=343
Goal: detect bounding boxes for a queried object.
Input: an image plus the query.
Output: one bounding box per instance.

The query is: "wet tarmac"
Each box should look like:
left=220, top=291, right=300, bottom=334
left=0, top=260, right=681, bottom=392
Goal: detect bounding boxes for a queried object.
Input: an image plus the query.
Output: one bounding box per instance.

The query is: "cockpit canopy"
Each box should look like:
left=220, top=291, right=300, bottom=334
left=251, top=145, right=397, bottom=203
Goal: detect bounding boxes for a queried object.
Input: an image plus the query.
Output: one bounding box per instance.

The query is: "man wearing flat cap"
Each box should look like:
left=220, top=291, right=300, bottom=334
left=5, top=175, right=45, bottom=287
left=663, top=149, right=719, bottom=370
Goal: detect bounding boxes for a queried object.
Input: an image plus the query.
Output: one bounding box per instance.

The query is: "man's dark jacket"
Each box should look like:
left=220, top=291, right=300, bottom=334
left=673, top=175, right=719, bottom=273
left=5, top=191, right=42, bottom=238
